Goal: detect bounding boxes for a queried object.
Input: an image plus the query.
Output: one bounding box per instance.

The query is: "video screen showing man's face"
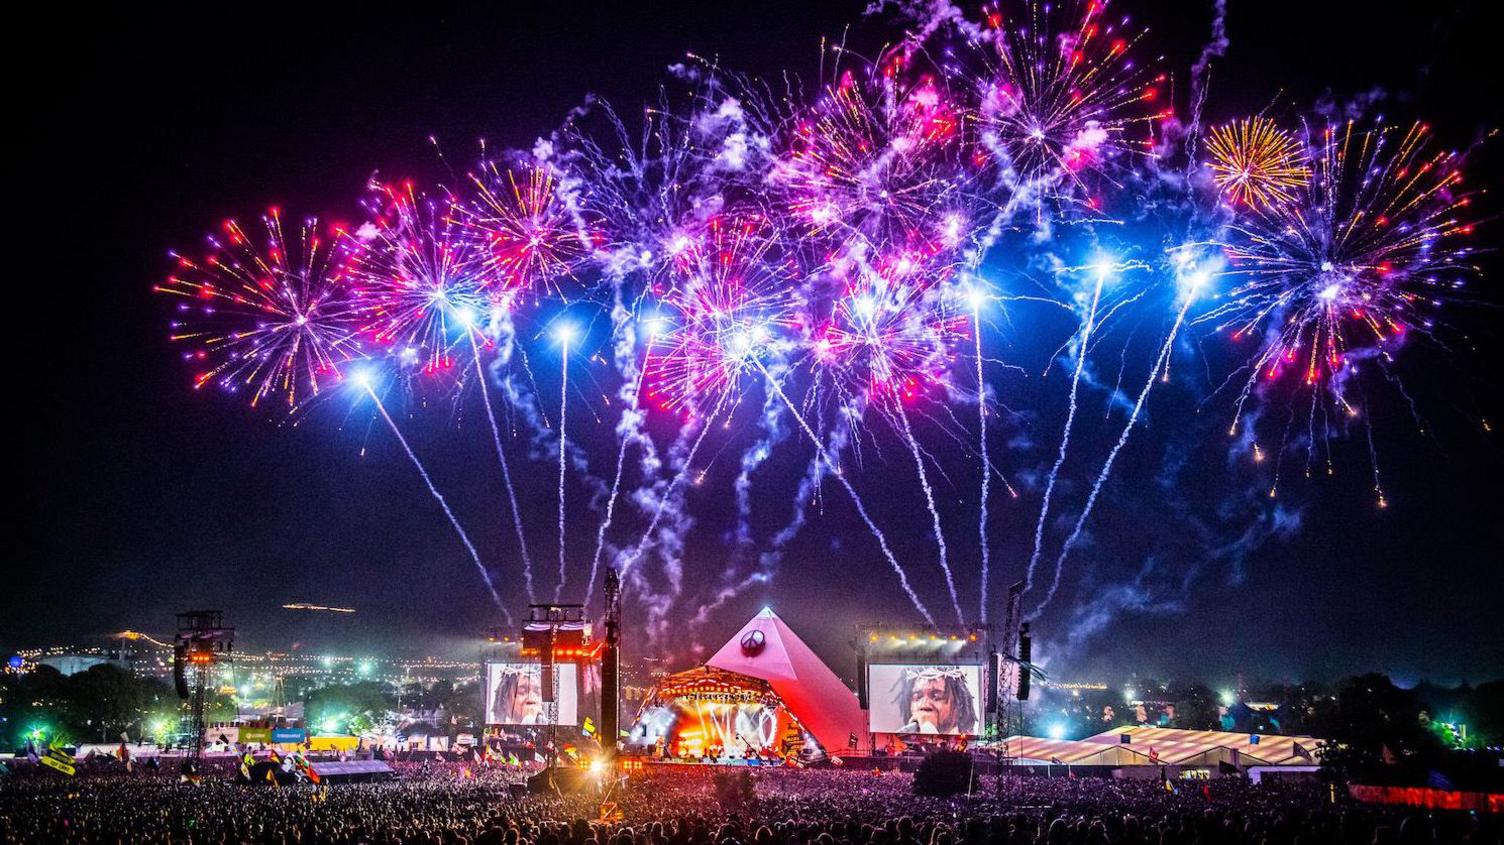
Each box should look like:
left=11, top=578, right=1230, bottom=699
left=868, top=664, right=981, bottom=735
left=485, top=663, right=578, bottom=726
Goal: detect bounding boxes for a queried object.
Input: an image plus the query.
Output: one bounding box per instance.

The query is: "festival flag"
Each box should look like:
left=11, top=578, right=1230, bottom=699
left=39, top=742, right=76, bottom=777
left=39, top=754, right=75, bottom=776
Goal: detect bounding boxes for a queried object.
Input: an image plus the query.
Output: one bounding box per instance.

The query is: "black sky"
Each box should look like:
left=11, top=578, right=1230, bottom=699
left=14, top=0, right=1503, bottom=686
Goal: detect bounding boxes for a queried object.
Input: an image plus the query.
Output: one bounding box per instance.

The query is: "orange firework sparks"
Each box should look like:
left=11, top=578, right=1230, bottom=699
left=1205, top=117, right=1311, bottom=209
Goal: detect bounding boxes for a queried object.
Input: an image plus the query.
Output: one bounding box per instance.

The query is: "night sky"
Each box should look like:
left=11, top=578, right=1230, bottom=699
left=15, top=0, right=1503, bottom=686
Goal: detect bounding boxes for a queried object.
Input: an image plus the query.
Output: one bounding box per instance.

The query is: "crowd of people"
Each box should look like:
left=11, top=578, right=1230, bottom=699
left=1, top=760, right=1498, bottom=844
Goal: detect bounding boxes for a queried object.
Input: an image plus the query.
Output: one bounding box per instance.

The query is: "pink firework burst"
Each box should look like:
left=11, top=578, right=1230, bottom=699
left=340, top=181, right=492, bottom=376
left=643, top=213, right=800, bottom=414
left=970, top=0, right=1167, bottom=206
left=458, top=160, right=598, bottom=305
left=776, top=55, right=965, bottom=248
left=157, top=209, right=361, bottom=410
left=810, top=246, right=968, bottom=409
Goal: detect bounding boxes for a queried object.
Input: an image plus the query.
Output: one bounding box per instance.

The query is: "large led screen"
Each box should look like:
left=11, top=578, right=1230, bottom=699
left=484, top=662, right=578, bottom=726
left=868, top=663, right=982, bottom=735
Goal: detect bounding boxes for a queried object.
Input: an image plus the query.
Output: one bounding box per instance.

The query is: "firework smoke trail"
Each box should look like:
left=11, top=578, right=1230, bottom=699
left=467, top=329, right=537, bottom=605
left=1185, top=0, right=1230, bottom=161
left=554, top=331, right=573, bottom=603
left=1023, top=262, right=1110, bottom=594
left=635, top=417, right=716, bottom=643
left=732, top=390, right=789, bottom=566
left=689, top=374, right=793, bottom=629
left=895, top=401, right=965, bottom=626
left=973, top=301, right=993, bottom=623
left=691, top=414, right=848, bottom=629
left=615, top=395, right=728, bottom=604
left=1028, top=279, right=1202, bottom=620
left=753, top=357, right=937, bottom=627
left=584, top=306, right=656, bottom=608
left=362, top=381, right=512, bottom=625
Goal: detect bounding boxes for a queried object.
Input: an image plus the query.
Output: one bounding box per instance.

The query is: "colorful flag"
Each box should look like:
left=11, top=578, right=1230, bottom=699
left=40, top=742, right=75, bottom=777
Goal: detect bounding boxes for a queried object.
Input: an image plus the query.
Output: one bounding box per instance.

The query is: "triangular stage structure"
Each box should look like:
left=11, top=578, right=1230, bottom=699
left=707, top=607, right=868, bottom=754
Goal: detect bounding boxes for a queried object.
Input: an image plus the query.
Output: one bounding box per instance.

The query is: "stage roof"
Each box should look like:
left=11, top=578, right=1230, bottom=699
left=649, top=665, right=776, bottom=702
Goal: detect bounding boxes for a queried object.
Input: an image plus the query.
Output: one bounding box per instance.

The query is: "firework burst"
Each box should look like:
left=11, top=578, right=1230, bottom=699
left=158, top=209, right=361, bottom=410
left=1207, top=120, right=1477, bottom=391
left=810, top=249, right=968, bottom=411
left=1205, top=116, right=1311, bottom=209
left=971, top=0, right=1167, bottom=205
left=776, top=57, right=965, bottom=248
left=155, top=0, right=1490, bottom=628
left=459, top=161, right=596, bottom=303
left=643, top=213, right=799, bottom=414
left=340, top=181, right=491, bottom=376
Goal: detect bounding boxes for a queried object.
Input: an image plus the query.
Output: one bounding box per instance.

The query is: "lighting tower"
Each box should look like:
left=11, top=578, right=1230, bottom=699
left=600, top=566, right=621, bottom=761
left=994, top=582, right=1025, bottom=741
left=173, top=610, right=234, bottom=768
left=522, top=602, right=588, bottom=765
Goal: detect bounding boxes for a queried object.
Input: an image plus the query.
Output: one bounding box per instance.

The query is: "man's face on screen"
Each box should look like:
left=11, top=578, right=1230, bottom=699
left=512, top=672, right=543, bottom=721
left=909, top=676, right=955, bottom=731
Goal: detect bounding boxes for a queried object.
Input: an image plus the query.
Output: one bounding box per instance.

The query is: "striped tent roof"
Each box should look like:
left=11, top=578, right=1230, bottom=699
left=997, top=735, right=1155, bottom=766
left=1083, top=726, right=1322, bottom=765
